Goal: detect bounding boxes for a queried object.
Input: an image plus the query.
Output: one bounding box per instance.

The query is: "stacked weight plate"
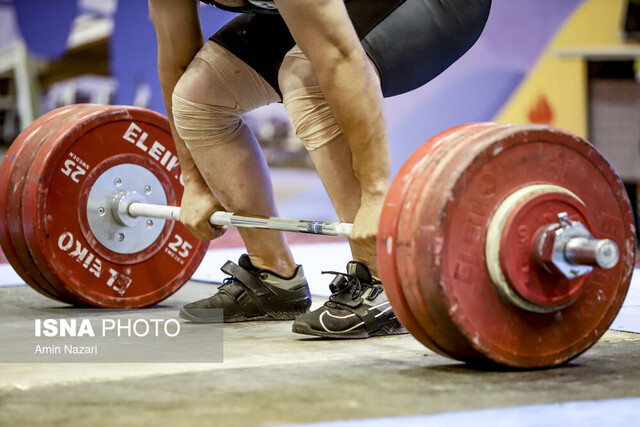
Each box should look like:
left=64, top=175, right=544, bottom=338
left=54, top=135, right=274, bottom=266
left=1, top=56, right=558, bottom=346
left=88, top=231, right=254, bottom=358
left=0, top=105, right=208, bottom=308
left=378, top=123, right=636, bottom=368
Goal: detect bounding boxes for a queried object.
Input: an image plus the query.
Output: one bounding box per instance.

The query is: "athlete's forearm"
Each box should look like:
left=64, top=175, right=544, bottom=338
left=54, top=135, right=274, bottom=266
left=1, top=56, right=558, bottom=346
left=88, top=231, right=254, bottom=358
left=149, top=0, right=204, bottom=185
left=276, top=0, right=391, bottom=200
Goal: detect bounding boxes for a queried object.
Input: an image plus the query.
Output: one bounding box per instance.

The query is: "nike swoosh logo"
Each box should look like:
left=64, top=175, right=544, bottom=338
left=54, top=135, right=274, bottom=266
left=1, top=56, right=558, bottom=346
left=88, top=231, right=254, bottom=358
left=318, top=301, right=393, bottom=333
left=319, top=310, right=364, bottom=333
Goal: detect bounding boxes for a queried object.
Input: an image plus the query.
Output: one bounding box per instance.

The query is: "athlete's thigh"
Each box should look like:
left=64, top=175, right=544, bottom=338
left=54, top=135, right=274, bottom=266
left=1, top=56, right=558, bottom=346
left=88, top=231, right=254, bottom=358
left=347, top=0, right=492, bottom=97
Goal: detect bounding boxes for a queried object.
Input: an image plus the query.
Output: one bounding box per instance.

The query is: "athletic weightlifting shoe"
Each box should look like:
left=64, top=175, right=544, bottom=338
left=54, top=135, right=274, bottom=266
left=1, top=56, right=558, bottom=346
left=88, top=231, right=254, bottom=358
left=292, top=261, right=407, bottom=338
left=179, top=254, right=311, bottom=323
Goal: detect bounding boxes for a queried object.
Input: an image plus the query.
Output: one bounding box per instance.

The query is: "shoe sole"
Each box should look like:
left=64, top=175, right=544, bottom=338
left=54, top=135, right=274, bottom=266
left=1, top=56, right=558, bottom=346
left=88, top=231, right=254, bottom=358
left=179, top=299, right=311, bottom=323
left=292, top=317, right=408, bottom=339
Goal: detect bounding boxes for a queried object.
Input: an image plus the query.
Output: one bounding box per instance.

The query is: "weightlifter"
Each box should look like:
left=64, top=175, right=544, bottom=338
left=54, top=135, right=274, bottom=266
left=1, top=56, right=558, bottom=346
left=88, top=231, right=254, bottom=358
left=149, top=0, right=491, bottom=337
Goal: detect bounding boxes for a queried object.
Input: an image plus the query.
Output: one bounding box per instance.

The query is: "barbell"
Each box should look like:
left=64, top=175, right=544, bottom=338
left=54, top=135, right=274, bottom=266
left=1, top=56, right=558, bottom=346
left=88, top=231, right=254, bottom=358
left=0, top=104, right=635, bottom=368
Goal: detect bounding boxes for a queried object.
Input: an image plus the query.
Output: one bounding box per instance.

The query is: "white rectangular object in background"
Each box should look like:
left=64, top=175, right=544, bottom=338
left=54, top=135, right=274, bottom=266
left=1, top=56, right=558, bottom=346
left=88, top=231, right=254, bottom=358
left=191, top=242, right=352, bottom=297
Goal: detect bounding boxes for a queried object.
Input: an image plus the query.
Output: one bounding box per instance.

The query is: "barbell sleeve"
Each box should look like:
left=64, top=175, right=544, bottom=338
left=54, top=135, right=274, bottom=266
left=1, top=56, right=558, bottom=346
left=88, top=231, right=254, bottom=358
left=564, top=237, right=620, bottom=269
left=125, top=202, right=353, bottom=238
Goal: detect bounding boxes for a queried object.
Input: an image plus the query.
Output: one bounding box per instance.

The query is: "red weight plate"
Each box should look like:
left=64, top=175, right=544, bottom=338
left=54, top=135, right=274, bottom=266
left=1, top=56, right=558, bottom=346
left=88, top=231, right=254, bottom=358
left=379, top=126, right=459, bottom=355
left=394, top=123, right=511, bottom=363
left=499, top=192, right=591, bottom=310
left=1, top=105, right=96, bottom=302
left=11, top=106, right=106, bottom=304
left=21, top=105, right=208, bottom=308
left=408, top=124, right=635, bottom=368
left=379, top=123, right=494, bottom=356
left=0, top=107, right=66, bottom=299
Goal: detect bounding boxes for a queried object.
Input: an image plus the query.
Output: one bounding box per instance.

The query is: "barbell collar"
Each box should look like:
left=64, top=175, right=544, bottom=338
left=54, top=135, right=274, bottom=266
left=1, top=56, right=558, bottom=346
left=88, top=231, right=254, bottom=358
left=532, top=212, right=620, bottom=280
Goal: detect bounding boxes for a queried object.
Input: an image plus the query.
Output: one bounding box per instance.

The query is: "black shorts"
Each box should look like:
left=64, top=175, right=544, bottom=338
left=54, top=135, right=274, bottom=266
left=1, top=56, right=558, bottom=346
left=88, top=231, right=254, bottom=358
left=210, top=0, right=491, bottom=97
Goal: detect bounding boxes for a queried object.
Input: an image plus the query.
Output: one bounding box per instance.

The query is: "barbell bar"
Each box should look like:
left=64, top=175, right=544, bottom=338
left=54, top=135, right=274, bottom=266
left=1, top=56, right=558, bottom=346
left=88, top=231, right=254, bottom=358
left=121, top=199, right=617, bottom=272
left=122, top=199, right=354, bottom=238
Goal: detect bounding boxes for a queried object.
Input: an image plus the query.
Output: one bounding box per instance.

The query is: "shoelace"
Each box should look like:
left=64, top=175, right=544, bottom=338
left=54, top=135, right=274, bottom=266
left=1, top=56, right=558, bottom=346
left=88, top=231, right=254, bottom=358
left=220, top=276, right=237, bottom=288
left=322, top=271, right=383, bottom=301
left=217, top=276, right=241, bottom=295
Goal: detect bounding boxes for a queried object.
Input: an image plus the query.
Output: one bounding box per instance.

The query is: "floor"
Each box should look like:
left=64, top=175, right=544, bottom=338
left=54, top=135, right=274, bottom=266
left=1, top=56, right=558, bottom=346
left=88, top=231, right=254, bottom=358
left=1, top=168, right=640, bottom=426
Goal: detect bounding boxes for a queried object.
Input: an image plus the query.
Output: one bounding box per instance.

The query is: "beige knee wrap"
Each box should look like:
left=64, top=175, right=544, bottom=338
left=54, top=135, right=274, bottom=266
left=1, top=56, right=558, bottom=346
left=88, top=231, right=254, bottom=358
left=172, top=94, right=246, bottom=151
left=172, top=42, right=280, bottom=151
left=283, top=85, right=342, bottom=151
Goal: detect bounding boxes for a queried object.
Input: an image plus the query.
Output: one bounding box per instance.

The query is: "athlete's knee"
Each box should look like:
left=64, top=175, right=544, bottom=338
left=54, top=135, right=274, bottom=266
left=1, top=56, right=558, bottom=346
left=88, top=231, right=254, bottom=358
left=278, top=45, right=318, bottom=95
left=280, top=46, right=341, bottom=151
left=282, top=84, right=342, bottom=152
left=172, top=91, right=245, bottom=151
left=172, top=42, right=280, bottom=151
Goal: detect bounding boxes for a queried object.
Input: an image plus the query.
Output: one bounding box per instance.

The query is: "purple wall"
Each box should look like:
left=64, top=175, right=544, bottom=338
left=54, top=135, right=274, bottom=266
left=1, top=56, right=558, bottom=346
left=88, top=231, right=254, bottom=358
left=13, top=0, right=78, bottom=58
left=110, top=4, right=235, bottom=114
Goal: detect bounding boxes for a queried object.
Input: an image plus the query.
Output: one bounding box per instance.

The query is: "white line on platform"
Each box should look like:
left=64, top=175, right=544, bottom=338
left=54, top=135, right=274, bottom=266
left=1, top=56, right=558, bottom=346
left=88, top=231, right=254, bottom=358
left=279, top=397, right=640, bottom=427
left=0, top=242, right=353, bottom=296
left=0, top=265, right=25, bottom=287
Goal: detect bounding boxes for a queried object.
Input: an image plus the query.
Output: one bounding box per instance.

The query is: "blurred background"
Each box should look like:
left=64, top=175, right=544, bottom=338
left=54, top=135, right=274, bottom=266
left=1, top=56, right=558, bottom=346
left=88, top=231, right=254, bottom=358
left=0, top=0, right=639, bottom=234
